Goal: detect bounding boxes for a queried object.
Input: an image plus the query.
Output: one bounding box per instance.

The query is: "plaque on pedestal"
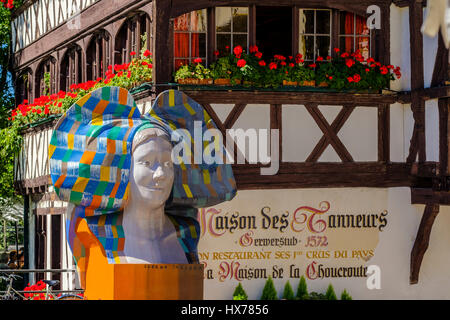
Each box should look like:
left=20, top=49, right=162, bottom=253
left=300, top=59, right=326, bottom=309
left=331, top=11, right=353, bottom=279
left=84, top=264, right=204, bottom=300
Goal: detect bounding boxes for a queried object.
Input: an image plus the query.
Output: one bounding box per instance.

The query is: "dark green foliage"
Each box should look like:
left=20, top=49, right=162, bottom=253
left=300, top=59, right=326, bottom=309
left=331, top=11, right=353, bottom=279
left=340, top=289, right=353, bottom=300
left=296, top=276, right=308, bottom=300
left=325, top=284, right=337, bottom=300
left=306, top=292, right=327, bottom=300
left=232, top=283, right=248, bottom=300
left=281, top=281, right=295, bottom=300
left=260, top=277, right=278, bottom=300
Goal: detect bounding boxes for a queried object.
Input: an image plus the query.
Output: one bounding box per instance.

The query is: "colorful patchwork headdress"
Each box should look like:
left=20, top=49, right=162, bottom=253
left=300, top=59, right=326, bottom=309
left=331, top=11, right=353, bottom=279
left=49, top=87, right=236, bottom=276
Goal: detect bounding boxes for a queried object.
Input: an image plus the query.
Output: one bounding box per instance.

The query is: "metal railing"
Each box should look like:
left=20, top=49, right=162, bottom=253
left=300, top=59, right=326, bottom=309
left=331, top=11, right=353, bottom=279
left=0, top=269, right=84, bottom=295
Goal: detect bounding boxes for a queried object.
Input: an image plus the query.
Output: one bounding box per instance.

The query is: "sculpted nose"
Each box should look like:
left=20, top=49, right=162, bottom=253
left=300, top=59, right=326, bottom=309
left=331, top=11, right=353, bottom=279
left=153, top=164, right=165, bottom=182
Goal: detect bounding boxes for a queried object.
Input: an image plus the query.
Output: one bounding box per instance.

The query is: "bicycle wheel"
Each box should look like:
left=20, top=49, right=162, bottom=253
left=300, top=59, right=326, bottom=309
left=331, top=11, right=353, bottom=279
left=1, top=293, right=21, bottom=300
left=56, top=294, right=84, bottom=300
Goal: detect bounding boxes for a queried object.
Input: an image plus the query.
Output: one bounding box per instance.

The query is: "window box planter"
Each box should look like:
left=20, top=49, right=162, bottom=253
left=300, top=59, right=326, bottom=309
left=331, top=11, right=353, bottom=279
left=300, top=80, right=316, bottom=87
left=213, top=79, right=241, bottom=85
left=178, top=78, right=200, bottom=85
left=282, top=80, right=298, bottom=86
left=199, top=79, right=213, bottom=85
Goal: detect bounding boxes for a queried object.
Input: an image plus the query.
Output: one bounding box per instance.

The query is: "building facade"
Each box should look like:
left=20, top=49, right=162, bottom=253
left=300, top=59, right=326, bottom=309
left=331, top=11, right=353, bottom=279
left=11, top=0, right=450, bottom=298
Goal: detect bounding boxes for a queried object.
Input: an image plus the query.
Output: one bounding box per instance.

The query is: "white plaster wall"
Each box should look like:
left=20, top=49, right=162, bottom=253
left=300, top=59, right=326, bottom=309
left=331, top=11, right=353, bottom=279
left=426, top=99, right=440, bottom=162
left=390, top=5, right=411, bottom=92
left=282, top=105, right=322, bottom=162
left=390, top=102, right=406, bottom=162
left=337, top=107, right=378, bottom=162
left=200, top=187, right=450, bottom=300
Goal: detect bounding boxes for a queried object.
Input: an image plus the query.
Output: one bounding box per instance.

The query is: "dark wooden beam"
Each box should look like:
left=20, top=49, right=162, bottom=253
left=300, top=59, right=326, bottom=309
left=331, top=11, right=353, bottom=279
left=407, top=1, right=426, bottom=163
left=378, top=104, right=390, bottom=162
left=270, top=104, right=283, bottom=162
left=182, top=90, right=400, bottom=105
left=234, top=162, right=414, bottom=189
left=153, top=0, right=173, bottom=94
left=410, top=203, right=439, bottom=284
left=223, top=103, right=247, bottom=129
left=169, top=0, right=391, bottom=18
left=397, top=86, right=450, bottom=104
left=439, top=98, right=449, bottom=176
left=306, top=105, right=355, bottom=162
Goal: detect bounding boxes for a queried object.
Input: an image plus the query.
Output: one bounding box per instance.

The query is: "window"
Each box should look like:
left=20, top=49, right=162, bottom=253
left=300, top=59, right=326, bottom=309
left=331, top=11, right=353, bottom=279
left=339, top=11, right=371, bottom=60
left=86, top=30, right=111, bottom=81
left=216, top=7, right=248, bottom=56
left=298, top=9, right=332, bottom=62
left=15, top=69, right=32, bottom=105
left=35, top=57, right=56, bottom=97
left=256, top=6, right=292, bottom=58
left=115, top=13, right=151, bottom=65
left=174, top=10, right=207, bottom=69
left=60, top=46, right=82, bottom=92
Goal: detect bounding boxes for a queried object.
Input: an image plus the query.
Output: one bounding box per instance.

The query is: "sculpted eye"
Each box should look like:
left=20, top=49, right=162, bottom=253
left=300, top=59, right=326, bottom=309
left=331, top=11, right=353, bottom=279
left=139, top=161, right=151, bottom=166
left=164, top=161, right=173, bottom=168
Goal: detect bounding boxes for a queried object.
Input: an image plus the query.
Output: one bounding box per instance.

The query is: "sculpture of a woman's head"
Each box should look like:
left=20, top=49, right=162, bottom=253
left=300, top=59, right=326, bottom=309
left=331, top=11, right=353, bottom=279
left=49, top=87, right=236, bottom=284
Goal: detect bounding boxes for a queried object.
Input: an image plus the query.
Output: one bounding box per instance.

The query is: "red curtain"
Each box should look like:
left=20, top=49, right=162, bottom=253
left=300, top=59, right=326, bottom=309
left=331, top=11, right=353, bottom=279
left=344, top=13, right=368, bottom=53
left=344, top=13, right=353, bottom=52
left=174, top=12, right=201, bottom=68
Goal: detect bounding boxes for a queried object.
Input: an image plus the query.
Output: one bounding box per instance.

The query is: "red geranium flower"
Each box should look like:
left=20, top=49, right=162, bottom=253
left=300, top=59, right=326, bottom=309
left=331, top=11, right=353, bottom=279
left=193, top=58, right=202, bottom=64
left=237, top=59, right=246, bottom=68
left=380, top=66, right=388, bottom=75
left=345, top=59, right=355, bottom=68
left=130, top=51, right=136, bottom=56
left=249, top=45, right=259, bottom=53
left=254, top=52, right=263, bottom=59
left=233, top=45, right=243, bottom=57
left=143, top=50, right=151, bottom=57
left=308, top=63, right=316, bottom=68
left=259, top=60, right=266, bottom=67
left=347, top=77, right=354, bottom=83
left=269, top=62, right=277, bottom=70
left=334, top=48, right=340, bottom=53
left=353, top=74, right=361, bottom=83
left=214, top=50, right=220, bottom=57
left=316, top=56, right=324, bottom=62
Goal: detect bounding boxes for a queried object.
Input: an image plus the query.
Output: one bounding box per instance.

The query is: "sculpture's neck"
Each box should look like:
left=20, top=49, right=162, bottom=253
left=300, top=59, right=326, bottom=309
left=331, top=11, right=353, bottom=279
left=122, top=203, right=168, bottom=241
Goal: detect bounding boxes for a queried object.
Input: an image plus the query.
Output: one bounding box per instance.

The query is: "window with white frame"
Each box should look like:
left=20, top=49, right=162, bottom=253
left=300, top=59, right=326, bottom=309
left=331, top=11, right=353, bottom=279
left=215, top=7, right=248, bottom=56
left=173, top=10, right=207, bottom=69
left=298, top=9, right=332, bottom=62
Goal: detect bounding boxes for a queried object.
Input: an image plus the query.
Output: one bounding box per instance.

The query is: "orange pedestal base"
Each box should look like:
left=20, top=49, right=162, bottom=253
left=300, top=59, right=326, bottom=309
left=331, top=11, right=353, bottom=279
left=84, top=264, right=204, bottom=300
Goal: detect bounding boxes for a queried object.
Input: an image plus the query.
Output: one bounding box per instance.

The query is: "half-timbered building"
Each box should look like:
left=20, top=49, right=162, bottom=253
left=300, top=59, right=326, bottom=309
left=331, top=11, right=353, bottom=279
left=11, top=0, right=450, bottom=298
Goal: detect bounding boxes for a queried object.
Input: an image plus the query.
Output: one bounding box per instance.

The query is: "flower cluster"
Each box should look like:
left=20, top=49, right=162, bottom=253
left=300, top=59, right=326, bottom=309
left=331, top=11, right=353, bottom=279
left=11, top=50, right=153, bottom=127
left=23, top=281, right=46, bottom=300
left=315, top=48, right=401, bottom=90
left=175, top=46, right=401, bottom=91
left=1, top=0, right=14, bottom=9
left=173, top=58, right=212, bottom=83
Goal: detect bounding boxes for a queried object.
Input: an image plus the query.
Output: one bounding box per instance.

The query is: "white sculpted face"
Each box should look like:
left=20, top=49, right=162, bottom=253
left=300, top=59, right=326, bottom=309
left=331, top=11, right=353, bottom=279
left=123, top=130, right=187, bottom=264
left=129, top=135, right=174, bottom=209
